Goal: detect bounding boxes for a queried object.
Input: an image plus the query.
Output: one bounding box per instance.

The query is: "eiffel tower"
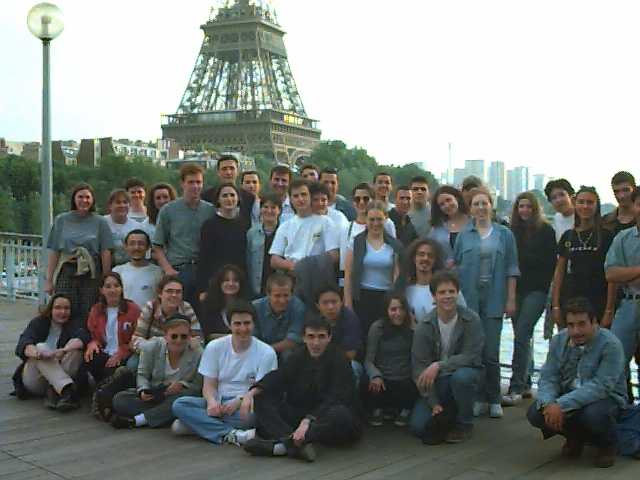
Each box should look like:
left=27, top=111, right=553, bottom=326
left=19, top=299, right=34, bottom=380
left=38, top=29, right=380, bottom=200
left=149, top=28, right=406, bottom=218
left=161, top=0, right=321, bottom=165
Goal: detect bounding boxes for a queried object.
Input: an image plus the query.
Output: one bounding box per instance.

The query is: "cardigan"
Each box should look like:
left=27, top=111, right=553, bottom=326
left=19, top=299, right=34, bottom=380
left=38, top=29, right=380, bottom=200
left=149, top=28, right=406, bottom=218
left=86, top=300, right=140, bottom=359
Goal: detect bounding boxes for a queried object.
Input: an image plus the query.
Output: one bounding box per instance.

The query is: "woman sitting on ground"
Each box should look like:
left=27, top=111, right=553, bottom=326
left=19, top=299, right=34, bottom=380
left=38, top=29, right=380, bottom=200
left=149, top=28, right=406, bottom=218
left=109, top=315, right=202, bottom=429
left=85, top=272, right=140, bottom=383
left=13, top=293, right=89, bottom=412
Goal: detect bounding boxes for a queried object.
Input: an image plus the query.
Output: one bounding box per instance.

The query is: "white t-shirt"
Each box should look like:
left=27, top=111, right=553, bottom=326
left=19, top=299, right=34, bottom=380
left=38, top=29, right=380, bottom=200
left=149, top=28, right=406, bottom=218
left=406, top=284, right=467, bottom=323
left=198, top=335, right=277, bottom=400
left=105, top=307, right=119, bottom=355
left=128, top=210, right=148, bottom=223
left=103, top=215, right=141, bottom=265
left=326, top=209, right=349, bottom=232
left=438, top=315, right=458, bottom=360
left=279, top=196, right=295, bottom=224
left=553, top=212, right=574, bottom=243
left=269, top=214, right=339, bottom=262
left=349, top=240, right=394, bottom=291
left=44, top=323, right=62, bottom=352
left=338, top=219, right=396, bottom=286
left=113, top=262, right=164, bottom=309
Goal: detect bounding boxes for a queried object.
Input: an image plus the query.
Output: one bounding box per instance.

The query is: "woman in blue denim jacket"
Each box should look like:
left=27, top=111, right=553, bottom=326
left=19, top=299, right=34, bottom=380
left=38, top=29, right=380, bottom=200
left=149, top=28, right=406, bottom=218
left=246, top=193, right=282, bottom=297
left=453, top=188, right=520, bottom=419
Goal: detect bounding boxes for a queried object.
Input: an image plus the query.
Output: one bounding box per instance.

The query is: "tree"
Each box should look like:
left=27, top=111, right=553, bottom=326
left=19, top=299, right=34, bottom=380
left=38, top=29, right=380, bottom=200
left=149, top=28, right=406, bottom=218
left=0, top=190, right=18, bottom=232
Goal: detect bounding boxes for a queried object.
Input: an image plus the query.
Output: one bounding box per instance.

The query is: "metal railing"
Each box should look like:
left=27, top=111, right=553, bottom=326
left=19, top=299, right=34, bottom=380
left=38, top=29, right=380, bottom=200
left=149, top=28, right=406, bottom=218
left=0, top=232, right=42, bottom=302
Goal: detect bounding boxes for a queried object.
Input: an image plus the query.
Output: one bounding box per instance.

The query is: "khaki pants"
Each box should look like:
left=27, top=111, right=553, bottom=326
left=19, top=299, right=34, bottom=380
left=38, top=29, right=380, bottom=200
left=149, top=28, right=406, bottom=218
left=22, top=347, right=83, bottom=396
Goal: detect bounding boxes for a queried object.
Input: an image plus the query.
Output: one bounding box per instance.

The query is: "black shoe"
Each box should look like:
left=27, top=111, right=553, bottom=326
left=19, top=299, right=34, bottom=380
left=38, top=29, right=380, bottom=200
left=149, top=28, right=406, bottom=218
left=244, top=438, right=276, bottom=457
left=56, top=384, right=79, bottom=412
left=44, top=385, right=59, bottom=410
left=422, top=409, right=454, bottom=446
left=445, top=426, right=473, bottom=444
left=561, top=436, right=584, bottom=458
left=110, top=415, right=135, bottom=429
left=289, top=443, right=316, bottom=462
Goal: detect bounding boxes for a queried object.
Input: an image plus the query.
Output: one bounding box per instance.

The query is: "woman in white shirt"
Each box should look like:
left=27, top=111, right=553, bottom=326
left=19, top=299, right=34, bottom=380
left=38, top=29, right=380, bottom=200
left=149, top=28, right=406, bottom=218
left=103, top=189, right=141, bottom=267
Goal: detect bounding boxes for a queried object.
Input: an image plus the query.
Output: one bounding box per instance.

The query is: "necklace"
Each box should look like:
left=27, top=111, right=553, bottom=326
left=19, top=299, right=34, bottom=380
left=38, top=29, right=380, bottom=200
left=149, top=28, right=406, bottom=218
left=576, top=229, right=594, bottom=249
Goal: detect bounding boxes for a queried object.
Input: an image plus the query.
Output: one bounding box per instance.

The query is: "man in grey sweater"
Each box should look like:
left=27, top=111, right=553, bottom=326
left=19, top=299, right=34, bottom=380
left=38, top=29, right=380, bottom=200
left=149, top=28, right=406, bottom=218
left=410, top=271, right=484, bottom=444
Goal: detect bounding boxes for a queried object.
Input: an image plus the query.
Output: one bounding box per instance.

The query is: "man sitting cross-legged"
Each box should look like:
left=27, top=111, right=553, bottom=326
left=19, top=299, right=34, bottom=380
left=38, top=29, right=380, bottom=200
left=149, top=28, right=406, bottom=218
left=243, top=317, right=363, bottom=462
left=527, top=297, right=628, bottom=469
left=171, top=300, right=277, bottom=446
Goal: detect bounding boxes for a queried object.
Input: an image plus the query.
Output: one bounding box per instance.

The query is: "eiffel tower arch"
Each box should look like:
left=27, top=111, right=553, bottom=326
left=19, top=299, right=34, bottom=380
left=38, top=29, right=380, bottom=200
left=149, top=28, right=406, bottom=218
left=161, top=0, right=321, bottom=166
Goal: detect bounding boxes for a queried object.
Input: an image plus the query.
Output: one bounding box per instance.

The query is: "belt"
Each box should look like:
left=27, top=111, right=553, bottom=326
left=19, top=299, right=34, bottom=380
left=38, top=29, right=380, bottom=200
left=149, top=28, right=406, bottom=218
left=623, top=293, right=640, bottom=300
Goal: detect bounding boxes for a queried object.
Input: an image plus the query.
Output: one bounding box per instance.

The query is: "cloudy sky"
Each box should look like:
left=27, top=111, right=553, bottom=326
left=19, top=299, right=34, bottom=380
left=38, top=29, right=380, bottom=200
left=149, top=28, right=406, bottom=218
left=3, top=0, right=640, bottom=203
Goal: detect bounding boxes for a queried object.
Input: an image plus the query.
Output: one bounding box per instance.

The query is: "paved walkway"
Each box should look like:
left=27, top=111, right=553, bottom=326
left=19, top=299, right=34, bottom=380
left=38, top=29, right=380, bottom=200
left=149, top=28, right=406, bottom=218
left=1, top=299, right=638, bottom=479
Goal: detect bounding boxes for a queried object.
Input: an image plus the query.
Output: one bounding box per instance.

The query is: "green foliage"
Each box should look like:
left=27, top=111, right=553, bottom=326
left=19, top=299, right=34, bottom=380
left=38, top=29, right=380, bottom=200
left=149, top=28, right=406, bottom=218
left=0, top=189, right=18, bottom=231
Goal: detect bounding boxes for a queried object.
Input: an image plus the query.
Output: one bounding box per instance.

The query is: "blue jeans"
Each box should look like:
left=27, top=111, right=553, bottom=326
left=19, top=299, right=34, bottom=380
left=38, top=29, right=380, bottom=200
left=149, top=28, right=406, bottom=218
left=527, top=398, right=619, bottom=448
left=176, top=263, right=197, bottom=308
left=509, top=291, right=547, bottom=394
left=611, top=299, right=640, bottom=364
left=478, top=314, right=503, bottom=404
left=409, top=368, right=479, bottom=436
left=172, top=396, right=255, bottom=444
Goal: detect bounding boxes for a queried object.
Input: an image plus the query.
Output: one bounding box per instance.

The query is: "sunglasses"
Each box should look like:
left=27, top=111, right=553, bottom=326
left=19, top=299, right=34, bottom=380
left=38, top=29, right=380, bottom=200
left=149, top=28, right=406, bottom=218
left=170, top=334, right=189, bottom=340
left=353, top=196, right=370, bottom=203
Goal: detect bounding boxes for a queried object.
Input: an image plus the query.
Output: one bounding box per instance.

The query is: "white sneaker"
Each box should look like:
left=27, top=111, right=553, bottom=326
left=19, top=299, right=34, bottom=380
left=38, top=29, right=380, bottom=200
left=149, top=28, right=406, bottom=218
left=501, top=393, right=523, bottom=406
left=223, top=428, right=256, bottom=446
left=171, top=419, right=195, bottom=436
left=489, top=403, right=504, bottom=418
left=473, top=402, right=488, bottom=417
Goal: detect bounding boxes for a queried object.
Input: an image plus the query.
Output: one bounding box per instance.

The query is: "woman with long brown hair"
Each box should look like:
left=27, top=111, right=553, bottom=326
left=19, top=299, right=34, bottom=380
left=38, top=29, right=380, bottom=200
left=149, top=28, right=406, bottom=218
left=502, top=192, right=556, bottom=406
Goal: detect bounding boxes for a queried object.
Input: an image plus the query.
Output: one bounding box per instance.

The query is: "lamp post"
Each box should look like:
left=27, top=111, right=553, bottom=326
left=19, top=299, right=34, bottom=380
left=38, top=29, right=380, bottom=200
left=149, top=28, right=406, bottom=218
left=27, top=3, right=64, bottom=303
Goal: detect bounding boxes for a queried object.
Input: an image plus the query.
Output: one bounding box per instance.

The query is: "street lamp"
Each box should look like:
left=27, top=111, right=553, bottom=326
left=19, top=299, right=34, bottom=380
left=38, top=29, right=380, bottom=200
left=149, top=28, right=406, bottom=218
left=27, top=3, right=64, bottom=303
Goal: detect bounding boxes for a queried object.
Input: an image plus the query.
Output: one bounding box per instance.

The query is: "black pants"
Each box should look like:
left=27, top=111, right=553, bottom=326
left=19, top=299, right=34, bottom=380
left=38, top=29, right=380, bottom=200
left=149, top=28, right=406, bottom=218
left=366, top=378, right=418, bottom=411
left=354, top=289, right=387, bottom=339
left=255, top=395, right=362, bottom=446
left=86, top=352, right=120, bottom=384
left=112, top=388, right=200, bottom=428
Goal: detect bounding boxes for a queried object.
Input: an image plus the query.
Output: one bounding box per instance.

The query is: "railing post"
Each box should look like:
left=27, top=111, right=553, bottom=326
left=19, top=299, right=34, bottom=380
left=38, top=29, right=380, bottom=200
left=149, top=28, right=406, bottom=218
left=6, top=245, right=16, bottom=303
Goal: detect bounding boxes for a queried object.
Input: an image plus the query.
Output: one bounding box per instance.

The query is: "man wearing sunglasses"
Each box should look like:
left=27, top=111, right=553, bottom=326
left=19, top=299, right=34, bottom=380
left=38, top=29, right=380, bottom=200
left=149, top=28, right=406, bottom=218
left=408, top=175, right=432, bottom=237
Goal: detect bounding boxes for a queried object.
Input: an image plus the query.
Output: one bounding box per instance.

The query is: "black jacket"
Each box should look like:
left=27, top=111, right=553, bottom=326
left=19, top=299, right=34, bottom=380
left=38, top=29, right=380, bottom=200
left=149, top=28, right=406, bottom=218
left=255, top=344, right=359, bottom=417
left=513, top=222, right=557, bottom=295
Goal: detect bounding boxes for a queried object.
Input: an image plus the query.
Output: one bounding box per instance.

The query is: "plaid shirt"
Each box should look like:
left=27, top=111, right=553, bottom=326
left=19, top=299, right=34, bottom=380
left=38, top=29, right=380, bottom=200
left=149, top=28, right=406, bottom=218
left=132, top=300, right=200, bottom=351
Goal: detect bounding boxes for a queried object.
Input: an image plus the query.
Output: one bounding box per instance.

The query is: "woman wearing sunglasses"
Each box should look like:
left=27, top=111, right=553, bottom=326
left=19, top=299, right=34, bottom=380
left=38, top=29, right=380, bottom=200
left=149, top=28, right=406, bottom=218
left=109, top=315, right=202, bottom=429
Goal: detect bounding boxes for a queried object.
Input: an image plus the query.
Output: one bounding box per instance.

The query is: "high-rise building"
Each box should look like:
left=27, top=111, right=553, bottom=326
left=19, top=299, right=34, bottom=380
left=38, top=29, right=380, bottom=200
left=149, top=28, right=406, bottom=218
left=533, top=173, right=547, bottom=192
left=464, top=159, right=486, bottom=182
left=453, top=168, right=467, bottom=187
left=488, top=161, right=507, bottom=199
left=506, top=166, right=530, bottom=201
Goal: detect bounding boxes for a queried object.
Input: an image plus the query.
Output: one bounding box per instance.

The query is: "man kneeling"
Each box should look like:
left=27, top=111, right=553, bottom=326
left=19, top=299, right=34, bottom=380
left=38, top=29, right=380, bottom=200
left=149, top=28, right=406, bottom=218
left=527, top=297, right=627, bottom=468
left=410, top=271, right=484, bottom=444
left=244, top=317, right=363, bottom=462
left=171, top=300, right=277, bottom=445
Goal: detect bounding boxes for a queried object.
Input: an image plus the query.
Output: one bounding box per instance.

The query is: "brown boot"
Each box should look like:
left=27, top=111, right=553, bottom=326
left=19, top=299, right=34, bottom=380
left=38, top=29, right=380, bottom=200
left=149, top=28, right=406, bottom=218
left=560, top=435, right=584, bottom=458
left=594, top=446, right=616, bottom=468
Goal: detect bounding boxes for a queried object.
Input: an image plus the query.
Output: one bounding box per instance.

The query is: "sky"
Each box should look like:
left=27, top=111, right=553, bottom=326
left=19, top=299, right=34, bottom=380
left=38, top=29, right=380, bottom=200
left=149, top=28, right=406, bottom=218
left=3, top=0, right=640, bottom=203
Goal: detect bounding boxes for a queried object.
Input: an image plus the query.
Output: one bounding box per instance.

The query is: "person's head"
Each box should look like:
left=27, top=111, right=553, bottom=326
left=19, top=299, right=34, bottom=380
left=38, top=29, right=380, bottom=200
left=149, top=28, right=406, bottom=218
left=99, top=272, right=126, bottom=310
left=429, top=270, right=460, bottom=315
left=611, top=171, right=636, bottom=209
left=574, top=186, right=601, bottom=227
left=303, top=316, right=332, bottom=358
left=431, top=185, right=468, bottom=226
left=270, top=165, right=292, bottom=198
left=461, top=175, right=484, bottom=207
left=41, top=293, right=72, bottom=325
left=300, top=164, right=320, bottom=183
left=373, top=172, right=393, bottom=201
left=309, top=182, right=330, bottom=215
left=146, top=182, right=177, bottom=225
left=394, top=186, right=412, bottom=215
left=351, top=182, right=374, bottom=214
left=266, top=272, right=294, bottom=314
left=468, top=187, right=493, bottom=222
left=123, top=229, right=151, bottom=261
left=384, top=292, right=411, bottom=328
left=544, top=178, right=575, bottom=215
left=289, top=179, right=311, bottom=215
left=215, top=183, right=240, bottom=211
left=179, top=163, right=205, bottom=202
left=406, top=238, right=444, bottom=282
left=157, top=276, right=184, bottom=310
left=124, top=178, right=146, bottom=209
left=259, top=192, right=282, bottom=225
left=70, top=183, right=96, bottom=214
left=366, top=200, right=388, bottom=235
left=227, top=299, right=257, bottom=342
left=163, top=315, right=192, bottom=354
left=205, top=264, right=248, bottom=312
left=241, top=170, right=261, bottom=195
left=511, top=191, right=545, bottom=235
left=564, top=297, right=598, bottom=345
left=314, top=284, right=343, bottom=322
left=410, top=176, right=430, bottom=207
left=216, top=154, right=239, bottom=183
left=106, top=189, right=130, bottom=218
left=320, top=168, right=339, bottom=202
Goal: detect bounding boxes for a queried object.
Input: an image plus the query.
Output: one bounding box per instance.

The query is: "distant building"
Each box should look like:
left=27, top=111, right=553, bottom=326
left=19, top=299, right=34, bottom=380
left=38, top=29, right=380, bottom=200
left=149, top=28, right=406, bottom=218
left=506, top=166, right=530, bottom=201
left=488, top=161, right=507, bottom=200
left=0, top=138, right=8, bottom=158
left=21, top=142, right=41, bottom=162
left=464, top=159, right=486, bottom=182
left=453, top=168, right=467, bottom=187
left=533, top=173, right=547, bottom=192
left=77, top=138, right=114, bottom=168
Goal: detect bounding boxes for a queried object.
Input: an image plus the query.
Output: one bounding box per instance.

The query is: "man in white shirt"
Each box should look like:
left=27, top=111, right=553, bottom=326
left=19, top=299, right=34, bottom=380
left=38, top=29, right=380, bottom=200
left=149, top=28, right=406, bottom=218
left=171, top=300, right=278, bottom=445
left=270, top=180, right=340, bottom=272
left=544, top=179, right=575, bottom=242
left=309, top=182, right=348, bottom=231
left=113, top=230, right=163, bottom=309
left=269, top=165, right=295, bottom=224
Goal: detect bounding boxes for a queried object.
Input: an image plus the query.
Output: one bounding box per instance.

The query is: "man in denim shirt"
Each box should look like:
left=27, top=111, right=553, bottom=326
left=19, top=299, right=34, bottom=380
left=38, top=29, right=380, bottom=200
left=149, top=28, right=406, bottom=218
left=527, top=297, right=627, bottom=468
left=252, top=273, right=306, bottom=359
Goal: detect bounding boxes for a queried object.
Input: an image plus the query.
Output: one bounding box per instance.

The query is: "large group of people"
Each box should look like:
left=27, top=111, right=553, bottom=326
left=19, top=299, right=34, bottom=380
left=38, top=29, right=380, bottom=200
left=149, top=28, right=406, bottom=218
left=12, top=157, right=640, bottom=467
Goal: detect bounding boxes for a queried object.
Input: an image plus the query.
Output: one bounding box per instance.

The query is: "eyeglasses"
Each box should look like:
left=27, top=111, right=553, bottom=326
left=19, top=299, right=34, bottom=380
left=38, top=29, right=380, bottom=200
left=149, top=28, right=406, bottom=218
left=170, top=333, right=189, bottom=340
left=353, top=196, right=370, bottom=203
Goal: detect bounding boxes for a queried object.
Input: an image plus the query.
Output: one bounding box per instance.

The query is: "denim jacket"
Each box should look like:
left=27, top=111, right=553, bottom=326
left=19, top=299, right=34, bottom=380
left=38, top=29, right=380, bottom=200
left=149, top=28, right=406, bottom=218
left=428, top=224, right=455, bottom=264
left=537, top=327, right=627, bottom=412
left=453, top=221, right=520, bottom=318
left=246, top=223, right=269, bottom=296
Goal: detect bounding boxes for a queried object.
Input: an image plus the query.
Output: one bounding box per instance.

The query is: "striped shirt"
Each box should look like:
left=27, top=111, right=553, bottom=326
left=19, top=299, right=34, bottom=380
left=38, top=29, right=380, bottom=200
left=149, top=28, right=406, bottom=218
left=132, top=300, right=200, bottom=351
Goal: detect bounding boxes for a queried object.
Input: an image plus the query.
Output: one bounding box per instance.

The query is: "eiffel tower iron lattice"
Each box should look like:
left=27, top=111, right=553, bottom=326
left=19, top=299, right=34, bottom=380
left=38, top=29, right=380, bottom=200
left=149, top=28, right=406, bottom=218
left=162, top=0, right=321, bottom=165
